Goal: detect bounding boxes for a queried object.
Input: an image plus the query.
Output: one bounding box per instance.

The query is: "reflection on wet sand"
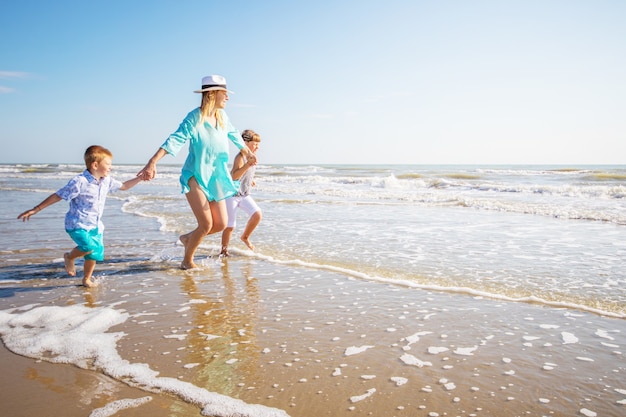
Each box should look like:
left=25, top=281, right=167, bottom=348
left=180, top=259, right=261, bottom=397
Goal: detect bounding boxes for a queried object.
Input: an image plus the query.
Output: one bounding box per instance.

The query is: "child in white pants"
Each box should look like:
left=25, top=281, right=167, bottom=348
left=220, top=130, right=262, bottom=256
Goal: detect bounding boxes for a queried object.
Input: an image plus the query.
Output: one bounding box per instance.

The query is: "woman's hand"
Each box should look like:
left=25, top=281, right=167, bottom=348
left=137, top=162, right=157, bottom=181
left=244, top=149, right=257, bottom=165
left=138, top=148, right=167, bottom=181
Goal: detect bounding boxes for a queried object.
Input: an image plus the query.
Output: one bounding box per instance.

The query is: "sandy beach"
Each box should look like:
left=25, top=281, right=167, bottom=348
left=2, top=163, right=625, bottom=416
left=2, top=253, right=625, bottom=417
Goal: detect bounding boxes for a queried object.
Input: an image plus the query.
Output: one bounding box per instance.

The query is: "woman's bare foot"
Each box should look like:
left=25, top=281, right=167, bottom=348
left=240, top=236, right=255, bottom=251
left=220, top=246, right=230, bottom=257
left=180, top=261, right=198, bottom=270
left=82, top=277, right=98, bottom=288
left=179, top=234, right=198, bottom=269
left=64, top=253, right=76, bottom=276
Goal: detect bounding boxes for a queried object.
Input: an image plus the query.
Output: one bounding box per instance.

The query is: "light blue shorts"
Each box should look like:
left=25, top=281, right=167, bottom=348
left=66, top=228, right=104, bottom=261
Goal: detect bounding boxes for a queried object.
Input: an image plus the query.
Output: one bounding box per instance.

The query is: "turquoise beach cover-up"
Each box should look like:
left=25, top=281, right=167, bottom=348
left=160, top=108, right=246, bottom=202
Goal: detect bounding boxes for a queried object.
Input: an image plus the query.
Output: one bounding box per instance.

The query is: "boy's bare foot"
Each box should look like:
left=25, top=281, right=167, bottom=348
left=240, top=236, right=255, bottom=251
left=180, top=261, right=198, bottom=270
left=82, top=277, right=98, bottom=288
left=220, top=246, right=230, bottom=257
left=64, top=253, right=76, bottom=276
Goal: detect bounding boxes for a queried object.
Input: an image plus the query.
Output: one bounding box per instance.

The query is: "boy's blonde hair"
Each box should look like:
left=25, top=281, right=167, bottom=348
left=241, top=129, right=261, bottom=142
left=84, top=145, right=113, bottom=168
left=199, top=91, right=225, bottom=128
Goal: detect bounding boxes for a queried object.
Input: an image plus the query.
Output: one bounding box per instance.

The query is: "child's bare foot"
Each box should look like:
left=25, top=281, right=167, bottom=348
left=180, top=261, right=198, bottom=270
left=240, top=236, right=255, bottom=251
left=220, top=246, right=230, bottom=257
left=64, top=253, right=76, bottom=276
left=82, top=277, right=98, bottom=288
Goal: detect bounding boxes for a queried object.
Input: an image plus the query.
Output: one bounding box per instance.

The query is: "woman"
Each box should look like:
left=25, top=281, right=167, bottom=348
left=138, top=75, right=256, bottom=269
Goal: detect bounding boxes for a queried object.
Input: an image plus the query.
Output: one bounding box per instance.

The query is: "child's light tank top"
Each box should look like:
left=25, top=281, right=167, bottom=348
left=236, top=157, right=255, bottom=197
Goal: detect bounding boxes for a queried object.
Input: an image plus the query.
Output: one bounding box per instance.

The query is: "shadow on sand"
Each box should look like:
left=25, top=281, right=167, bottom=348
left=0, top=257, right=174, bottom=298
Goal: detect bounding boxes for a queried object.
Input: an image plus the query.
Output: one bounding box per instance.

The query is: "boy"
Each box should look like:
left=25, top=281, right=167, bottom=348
left=17, top=145, right=143, bottom=287
left=220, top=130, right=262, bottom=256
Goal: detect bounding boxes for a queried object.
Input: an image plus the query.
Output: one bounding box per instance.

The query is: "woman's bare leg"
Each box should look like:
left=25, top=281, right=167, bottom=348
left=181, top=178, right=228, bottom=269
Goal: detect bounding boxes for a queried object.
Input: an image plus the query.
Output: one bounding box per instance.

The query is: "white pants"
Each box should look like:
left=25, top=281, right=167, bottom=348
left=225, top=195, right=260, bottom=228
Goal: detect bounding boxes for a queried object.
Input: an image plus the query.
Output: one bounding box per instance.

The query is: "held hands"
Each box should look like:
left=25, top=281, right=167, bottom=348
left=137, top=162, right=157, bottom=181
left=245, top=150, right=257, bottom=166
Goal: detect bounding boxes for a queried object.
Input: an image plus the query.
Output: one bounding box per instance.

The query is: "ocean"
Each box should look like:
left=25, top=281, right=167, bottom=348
left=249, top=163, right=626, bottom=317
left=5, top=162, right=624, bottom=316
left=1, top=163, right=625, bottom=416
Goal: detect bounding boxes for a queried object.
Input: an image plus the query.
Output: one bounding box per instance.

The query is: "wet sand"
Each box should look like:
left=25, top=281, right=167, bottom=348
left=1, top=253, right=625, bottom=417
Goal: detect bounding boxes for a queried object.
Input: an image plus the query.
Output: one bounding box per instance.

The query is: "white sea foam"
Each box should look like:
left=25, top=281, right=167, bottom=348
left=350, top=388, right=376, bottom=403
left=453, top=346, right=478, bottom=356
left=443, top=382, right=456, bottom=391
left=390, top=377, right=408, bottom=386
left=89, top=396, right=153, bottom=417
left=344, top=345, right=374, bottom=356
left=400, top=353, right=432, bottom=367
left=245, top=251, right=626, bottom=319
left=561, top=332, right=579, bottom=344
left=595, top=329, right=615, bottom=340
left=404, top=331, right=432, bottom=347
left=0, top=304, right=290, bottom=417
left=164, top=334, right=187, bottom=340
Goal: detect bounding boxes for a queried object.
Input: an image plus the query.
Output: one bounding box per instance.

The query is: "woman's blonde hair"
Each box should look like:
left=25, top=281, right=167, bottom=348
left=84, top=145, right=113, bottom=168
left=199, top=91, right=225, bottom=128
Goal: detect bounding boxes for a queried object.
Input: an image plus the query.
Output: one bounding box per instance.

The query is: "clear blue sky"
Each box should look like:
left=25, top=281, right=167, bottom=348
left=1, top=0, right=625, bottom=165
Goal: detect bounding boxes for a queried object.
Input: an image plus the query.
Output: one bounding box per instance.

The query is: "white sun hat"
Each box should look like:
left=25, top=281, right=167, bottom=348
left=193, top=75, right=234, bottom=93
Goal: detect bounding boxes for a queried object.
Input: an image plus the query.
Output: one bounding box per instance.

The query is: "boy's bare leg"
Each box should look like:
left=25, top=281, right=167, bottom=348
left=240, top=211, right=262, bottom=251
left=64, top=253, right=76, bottom=276
left=64, top=247, right=89, bottom=277
left=82, top=259, right=97, bottom=288
left=221, top=227, right=234, bottom=256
